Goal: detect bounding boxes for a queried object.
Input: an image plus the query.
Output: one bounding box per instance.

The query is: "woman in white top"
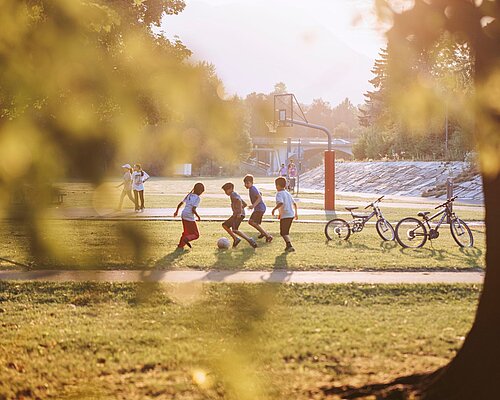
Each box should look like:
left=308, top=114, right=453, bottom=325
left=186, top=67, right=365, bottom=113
left=132, top=163, right=150, bottom=212
left=174, top=182, right=205, bottom=249
left=116, top=164, right=135, bottom=210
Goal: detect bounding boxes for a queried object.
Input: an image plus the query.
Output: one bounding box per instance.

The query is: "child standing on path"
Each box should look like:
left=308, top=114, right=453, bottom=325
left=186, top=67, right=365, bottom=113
left=243, top=174, right=272, bottom=242
left=116, top=164, right=135, bottom=210
left=132, top=164, right=150, bottom=212
left=272, top=177, right=298, bottom=252
left=174, top=182, right=204, bottom=249
left=221, top=182, right=257, bottom=248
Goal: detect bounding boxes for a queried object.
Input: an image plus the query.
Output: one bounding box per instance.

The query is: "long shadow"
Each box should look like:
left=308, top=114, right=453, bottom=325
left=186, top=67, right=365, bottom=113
left=153, top=248, right=187, bottom=269
left=261, top=251, right=293, bottom=283
left=203, top=242, right=257, bottom=282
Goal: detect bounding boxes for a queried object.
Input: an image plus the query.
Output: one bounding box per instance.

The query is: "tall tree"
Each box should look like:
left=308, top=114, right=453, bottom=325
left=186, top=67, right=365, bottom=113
left=330, top=1, right=500, bottom=397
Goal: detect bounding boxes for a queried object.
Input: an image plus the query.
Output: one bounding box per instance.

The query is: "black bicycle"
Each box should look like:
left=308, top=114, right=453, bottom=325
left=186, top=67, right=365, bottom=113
left=395, top=196, right=474, bottom=248
left=325, top=196, right=395, bottom=241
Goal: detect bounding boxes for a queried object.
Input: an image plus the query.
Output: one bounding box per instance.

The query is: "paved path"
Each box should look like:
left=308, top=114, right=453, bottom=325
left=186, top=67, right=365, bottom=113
left=0, top=270, right=484, bottom=284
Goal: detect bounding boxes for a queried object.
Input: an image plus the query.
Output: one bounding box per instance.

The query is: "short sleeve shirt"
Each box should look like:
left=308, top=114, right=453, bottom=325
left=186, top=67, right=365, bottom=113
left=276, top=190, right=295, bottom=219
left=230, top=191, right=245, bottom=217
left=181, top=193, right=201, bottom=221
left=249, top=186, right=266, bottom=212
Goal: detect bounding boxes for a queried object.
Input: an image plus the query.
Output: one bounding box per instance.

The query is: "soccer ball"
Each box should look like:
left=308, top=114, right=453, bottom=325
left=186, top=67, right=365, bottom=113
left=217, top=237, right=231, bottom=250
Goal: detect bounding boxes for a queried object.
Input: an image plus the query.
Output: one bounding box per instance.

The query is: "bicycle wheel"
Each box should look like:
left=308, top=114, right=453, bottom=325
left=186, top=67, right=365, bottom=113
left=395, top=217, right=427, bottom=248
left=325, top=219, right=351, bottom=241
left=450, top=218, right=474, bottom=247
left=376, top=218, right=395, bottom=241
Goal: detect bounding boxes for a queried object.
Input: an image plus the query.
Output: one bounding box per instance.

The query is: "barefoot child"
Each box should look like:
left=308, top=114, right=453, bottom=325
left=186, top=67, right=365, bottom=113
left=272, top=177, right=298, bottom=252
left=116, top=164, right=135, bottom=210
left=221, top=182, right=257, bottom=248
left=174, top=182, right=204, bottom=249
left=243, top=174, right=272, bottom=242
left=132, top=164, right=150, bottom=212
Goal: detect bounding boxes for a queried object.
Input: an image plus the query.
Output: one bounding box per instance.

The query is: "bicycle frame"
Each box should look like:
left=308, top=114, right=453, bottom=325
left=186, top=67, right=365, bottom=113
left=349, top=204, right=384, bottom=229
left=421, top=204, right=452, bottom=233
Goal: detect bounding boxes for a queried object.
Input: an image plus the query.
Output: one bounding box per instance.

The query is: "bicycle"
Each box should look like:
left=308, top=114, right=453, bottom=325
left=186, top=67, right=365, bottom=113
left=395, top=196, right=474, bottom=248
left=325, top=196, right=395, bottom=241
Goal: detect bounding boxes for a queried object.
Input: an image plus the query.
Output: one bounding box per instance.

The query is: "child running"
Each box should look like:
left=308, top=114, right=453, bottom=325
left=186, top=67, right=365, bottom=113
left=271, top=177, right=298, bottom=252
left=132, top=164, right=150, bottom=212
left=174, top=182, right=204, bottom=249
left=221, top=182, right=257, bottom=248
left=243, top=174, right=272, bottom=242
left=116, top=164, right=135, bottom=211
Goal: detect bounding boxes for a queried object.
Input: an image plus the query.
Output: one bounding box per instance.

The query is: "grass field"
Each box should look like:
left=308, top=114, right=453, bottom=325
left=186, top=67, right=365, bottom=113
left=0, top=219, right=485, bottom=270
left=0, top=282, right=480, bottom=400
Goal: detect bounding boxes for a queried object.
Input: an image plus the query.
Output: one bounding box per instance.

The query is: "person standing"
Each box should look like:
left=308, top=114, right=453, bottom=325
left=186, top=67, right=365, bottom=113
left=287, top=160, right=297, bottom=193
left=132, top=163, right=150, bottom=212
left=116, top=164, right=135, bottom=210
left=243, top=174, right=272, bottom=242
left=272, top=177, right=298, bottom=252
left=174, top=182, right=204, bottom=249
left=279, top=163, right=287, bottom=177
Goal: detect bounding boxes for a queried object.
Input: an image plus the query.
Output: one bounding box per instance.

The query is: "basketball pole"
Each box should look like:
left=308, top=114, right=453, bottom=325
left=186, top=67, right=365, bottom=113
left=284, top=119, right=335, bottom=211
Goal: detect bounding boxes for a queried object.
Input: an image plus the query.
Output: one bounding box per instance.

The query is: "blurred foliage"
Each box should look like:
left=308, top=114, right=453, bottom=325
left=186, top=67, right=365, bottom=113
left=377, top=0, right=500, bottom=174
left=356, top=36, right=476, bottom=161
left=0, top=0, right=251, bottom=254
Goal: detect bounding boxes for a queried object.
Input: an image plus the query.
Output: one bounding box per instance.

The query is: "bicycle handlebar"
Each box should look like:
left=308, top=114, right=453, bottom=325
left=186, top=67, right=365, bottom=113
left=435, top=196, right=457, bottom=209
left=364, top=195, right=385, bottom=210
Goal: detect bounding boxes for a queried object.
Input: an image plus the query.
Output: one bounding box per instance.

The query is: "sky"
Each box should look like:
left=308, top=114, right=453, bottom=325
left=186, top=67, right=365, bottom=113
left=160, top=0, right=387, bottom=106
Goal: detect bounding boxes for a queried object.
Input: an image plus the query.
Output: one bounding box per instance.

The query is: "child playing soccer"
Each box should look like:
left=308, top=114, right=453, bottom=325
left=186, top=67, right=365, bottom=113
left=272, top=177, right=298, bottom=252
left=243, top=174, right=272, bottom=242
left=221, top=182, right=257, bottom=248
left=174, top=182, right=204, bottom=249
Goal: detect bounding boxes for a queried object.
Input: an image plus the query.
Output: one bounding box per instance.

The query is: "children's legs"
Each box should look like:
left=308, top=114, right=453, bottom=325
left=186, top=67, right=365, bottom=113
left=184, top=220, right=200, bottom=242
left=280, top=218, right=294, bottom=248
left=248, top=219, right=270, bottom=238
left=118, top=190, right=126, bottom=209
left=233, top=229, right=254, bottom=243
left=133, top=190, right=139, bottom=210
left=126, top=190, right=135, bottom=204
left=139, top=190, right=145, bottom=209
left=222, top=224, right=238, bottom=241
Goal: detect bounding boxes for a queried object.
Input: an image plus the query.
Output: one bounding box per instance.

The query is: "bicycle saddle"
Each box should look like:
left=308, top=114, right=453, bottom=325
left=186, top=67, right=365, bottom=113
left=418, top=211, right=430, bottom=217
left=345, top=207, right=358, bottom=211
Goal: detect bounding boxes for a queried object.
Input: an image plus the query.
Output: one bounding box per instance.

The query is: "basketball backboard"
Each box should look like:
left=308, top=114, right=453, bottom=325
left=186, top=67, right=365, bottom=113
left=273, top=93, right=308, bottom=130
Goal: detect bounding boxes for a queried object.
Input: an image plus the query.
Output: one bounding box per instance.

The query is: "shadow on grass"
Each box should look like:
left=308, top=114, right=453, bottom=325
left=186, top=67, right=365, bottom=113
left=153, top=247, right=187, bottom=269
left=261, top=251, right=293, bottom=283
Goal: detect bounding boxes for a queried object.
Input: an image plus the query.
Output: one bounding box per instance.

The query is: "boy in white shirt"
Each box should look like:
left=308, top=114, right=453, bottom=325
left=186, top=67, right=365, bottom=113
left=272, top=177, right=298, bottom=252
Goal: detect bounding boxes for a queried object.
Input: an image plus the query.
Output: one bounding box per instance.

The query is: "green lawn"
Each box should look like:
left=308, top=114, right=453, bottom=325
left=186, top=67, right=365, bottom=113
left=0, top=282, right=480, bottom=400
left=0, top=220, right=485, bottom=270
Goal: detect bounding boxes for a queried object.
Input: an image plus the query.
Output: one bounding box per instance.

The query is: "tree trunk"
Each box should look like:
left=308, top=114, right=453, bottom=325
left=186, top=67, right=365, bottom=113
left=420, top=172, right=500, bottom=399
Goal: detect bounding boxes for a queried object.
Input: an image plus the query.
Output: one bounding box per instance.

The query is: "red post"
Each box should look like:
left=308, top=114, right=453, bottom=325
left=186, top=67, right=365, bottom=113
left=324, top=150, right=335, bottom=211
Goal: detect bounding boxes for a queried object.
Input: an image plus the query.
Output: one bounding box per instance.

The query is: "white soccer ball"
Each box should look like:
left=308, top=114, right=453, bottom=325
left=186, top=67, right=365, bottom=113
left=217, top=237, right=231, bottom=250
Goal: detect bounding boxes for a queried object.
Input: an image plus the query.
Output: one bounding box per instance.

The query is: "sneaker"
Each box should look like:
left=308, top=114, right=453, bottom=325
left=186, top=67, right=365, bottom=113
left=233, top=238, right=241, bottom=248
left=265, top=235, right=273, bottom=243
left=285, top=246, right=295, bottom=253
left=249, top=239, right=258, bottom=249
left=183, top=238, right=192, bottom=248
